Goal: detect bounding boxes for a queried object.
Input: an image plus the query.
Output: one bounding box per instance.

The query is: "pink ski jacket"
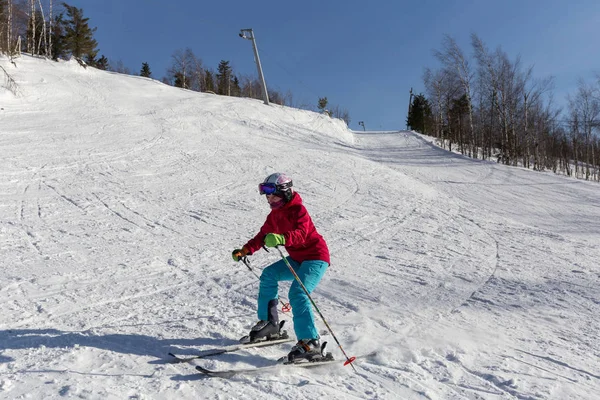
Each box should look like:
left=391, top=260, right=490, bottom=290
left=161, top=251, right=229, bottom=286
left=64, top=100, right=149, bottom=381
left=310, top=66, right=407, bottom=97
left=244, top=192, right=330, bottom=264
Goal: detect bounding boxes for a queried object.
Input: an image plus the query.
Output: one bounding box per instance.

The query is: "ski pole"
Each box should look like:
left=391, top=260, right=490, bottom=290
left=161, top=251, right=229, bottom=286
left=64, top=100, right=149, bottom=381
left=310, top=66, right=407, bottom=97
left=275, top=246, right=357, bottom=371
left=241, top=256, right=291, bottom=313
left=240, top=256, right=261, bottom=280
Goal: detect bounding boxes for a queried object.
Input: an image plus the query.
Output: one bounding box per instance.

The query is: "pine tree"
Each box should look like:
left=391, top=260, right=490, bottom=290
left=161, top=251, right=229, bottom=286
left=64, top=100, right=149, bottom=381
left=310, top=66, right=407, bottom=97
left=84, top=50, right=98, bottom=66
left=406, top=94, right=433, bottom=134
left=216, top=60, right=232, bottom=95
left=317, top=97, right=328, bottom=112
left=140, top=62, right=151, bottom=77
left=96, top=55, right=108, bottom=70
left=62, top=3, right=98, bottom=59
left=205, top=70, right=215, bottom=93
left=51, top=13, right=67, bottom=60
left=173, top=71, right=186, bottom=88
left=230, top=75, right=241, bottom=97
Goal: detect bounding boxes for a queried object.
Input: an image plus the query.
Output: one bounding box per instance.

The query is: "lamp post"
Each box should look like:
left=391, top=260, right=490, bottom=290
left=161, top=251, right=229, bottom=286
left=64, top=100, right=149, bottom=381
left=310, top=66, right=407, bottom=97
left=358, top=121, right=365, bottom=131
left=239, top=28, right=269, bottom=105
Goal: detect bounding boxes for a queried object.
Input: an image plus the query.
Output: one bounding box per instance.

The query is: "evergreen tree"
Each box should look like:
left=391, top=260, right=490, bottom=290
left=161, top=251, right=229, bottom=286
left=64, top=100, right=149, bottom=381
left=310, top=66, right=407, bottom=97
left=96, top=55, right=109, bottom=70
left=51, top=13, right=67, bottom=60
left=230, top=76, right=241, bottom=97
left=317, top=97, right=328, bottom=112
left=140, top=62, right=152, bottom=77
left=216, top=60, right=232, bottom=95
left=406, top=94, right=433, bottom=134
left=205, top=70, right=215, bottom=93
left=84, top=50, right=98, bottom=66
left=62, top=3, right=98, bottom=59
left=173, top=71, right=187, bottom=88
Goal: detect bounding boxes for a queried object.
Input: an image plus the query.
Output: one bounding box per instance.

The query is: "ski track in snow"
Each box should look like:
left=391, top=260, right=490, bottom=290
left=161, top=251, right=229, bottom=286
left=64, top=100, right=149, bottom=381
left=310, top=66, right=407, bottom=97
left=1, top=56, right=599, bottom=399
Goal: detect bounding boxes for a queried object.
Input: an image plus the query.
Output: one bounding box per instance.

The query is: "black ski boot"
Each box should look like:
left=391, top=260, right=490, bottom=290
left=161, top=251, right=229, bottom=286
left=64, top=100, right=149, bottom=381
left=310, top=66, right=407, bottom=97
left=240, top=299, right=288, bottom=344
left=239, top=320, right=288, bottom=344
left=286, top=339, right=330, bottom=363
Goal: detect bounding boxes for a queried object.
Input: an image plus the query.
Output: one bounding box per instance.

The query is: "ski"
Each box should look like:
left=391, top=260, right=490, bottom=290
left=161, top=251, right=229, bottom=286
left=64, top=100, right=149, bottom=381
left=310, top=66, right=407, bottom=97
left=195, top=351, right=378, bottom=378
left=168, top=336, right=293, bottom=363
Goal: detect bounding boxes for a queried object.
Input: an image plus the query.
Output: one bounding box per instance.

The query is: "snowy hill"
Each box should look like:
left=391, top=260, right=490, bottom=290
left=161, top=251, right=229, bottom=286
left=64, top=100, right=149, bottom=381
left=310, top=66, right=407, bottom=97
left=1, top=55, right=599, bottom=400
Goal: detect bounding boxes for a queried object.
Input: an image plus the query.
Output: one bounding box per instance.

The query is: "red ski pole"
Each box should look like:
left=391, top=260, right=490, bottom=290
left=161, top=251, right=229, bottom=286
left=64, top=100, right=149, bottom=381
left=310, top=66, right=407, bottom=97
left=275, top=246, right=357, bottom=371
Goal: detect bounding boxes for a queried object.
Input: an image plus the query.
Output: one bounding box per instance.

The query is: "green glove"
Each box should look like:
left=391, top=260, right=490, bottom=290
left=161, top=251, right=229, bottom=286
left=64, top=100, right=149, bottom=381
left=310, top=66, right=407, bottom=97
left=232, top=247, right=250, bottom=262
left=264, top=233, right=285, bottom=248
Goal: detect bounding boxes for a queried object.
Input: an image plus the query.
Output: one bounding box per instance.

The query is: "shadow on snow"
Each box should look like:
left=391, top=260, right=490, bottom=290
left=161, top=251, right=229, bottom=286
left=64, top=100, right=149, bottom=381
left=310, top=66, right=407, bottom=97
left=0, top=328, right=290, bottom=380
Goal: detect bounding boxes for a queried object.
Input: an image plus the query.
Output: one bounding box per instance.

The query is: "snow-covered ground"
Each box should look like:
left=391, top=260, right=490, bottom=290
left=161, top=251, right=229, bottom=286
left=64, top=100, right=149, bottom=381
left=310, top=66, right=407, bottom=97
left=1, top=55, right=599, bottom=400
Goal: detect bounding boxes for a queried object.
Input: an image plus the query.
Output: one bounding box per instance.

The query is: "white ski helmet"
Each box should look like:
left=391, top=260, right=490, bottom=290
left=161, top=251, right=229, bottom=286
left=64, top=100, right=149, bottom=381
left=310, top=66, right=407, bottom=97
left=258, top=172, right=294, bottom=202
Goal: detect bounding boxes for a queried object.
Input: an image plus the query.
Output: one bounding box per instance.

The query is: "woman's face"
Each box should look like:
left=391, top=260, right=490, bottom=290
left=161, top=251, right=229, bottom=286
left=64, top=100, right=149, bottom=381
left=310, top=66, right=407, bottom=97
left=266, top=193, right=286, bottom=209
left=266, top=193, right=283, bottom=205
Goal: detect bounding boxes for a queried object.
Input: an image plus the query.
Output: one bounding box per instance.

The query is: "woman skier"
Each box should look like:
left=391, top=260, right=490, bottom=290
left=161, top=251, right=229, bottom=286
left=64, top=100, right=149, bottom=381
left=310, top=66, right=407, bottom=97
left=232, top=172, right=330, bottom=362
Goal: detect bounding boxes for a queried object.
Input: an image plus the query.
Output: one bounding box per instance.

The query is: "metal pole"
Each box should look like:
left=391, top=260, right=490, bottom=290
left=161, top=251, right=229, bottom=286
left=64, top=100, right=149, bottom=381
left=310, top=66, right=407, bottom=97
left=407, top=87, right=413, bottom=130
left=240, top=29, right=269, bottom=105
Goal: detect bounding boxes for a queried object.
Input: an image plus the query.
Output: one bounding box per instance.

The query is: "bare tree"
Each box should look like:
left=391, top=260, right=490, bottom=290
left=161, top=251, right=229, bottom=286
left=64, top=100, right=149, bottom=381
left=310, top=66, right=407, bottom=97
left=472, top=34, right=523, bottom=164
left=569, top=78, right=600, bottom=180
left=283, top=89, right=294, bottom=107
left=190, top=54, right=204, bottom=92
left=7, top=0, right=13, bottom=55
left=35, top=0, right=47, bottom=56
left=424, top=67, right=460, bottom=148
left=423, top=68, right=445, bottom=141
left=47, top=0, right=51, bottom=57
left=168, top=48, right=196, bottom=89
left=268, top=88, right=284, bottom=105
left=424, top=66, right=462, bottom=151
left=522, top=73, right=554, bottom=170
left=329, top=104, right=351, bottom=125
left=238, top=73, right=262, bottom=99
left=435, top=35, right=476, bottom=157
left=27, top=0, right=34, bottom=54
left=419, top=33, right=570, bottom=179
left=109, top=59, right=130, bottom=74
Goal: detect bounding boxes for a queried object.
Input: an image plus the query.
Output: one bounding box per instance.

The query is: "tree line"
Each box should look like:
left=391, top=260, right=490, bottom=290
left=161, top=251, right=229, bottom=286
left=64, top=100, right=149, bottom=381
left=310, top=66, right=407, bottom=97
left=407, top=34, right=600, bottom=182
left=0, top=1, right=351, bottom=124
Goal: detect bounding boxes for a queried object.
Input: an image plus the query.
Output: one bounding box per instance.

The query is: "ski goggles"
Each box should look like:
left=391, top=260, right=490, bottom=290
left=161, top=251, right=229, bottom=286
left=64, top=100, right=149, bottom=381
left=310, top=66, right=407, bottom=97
left=258, top=183, right=278, bottom=195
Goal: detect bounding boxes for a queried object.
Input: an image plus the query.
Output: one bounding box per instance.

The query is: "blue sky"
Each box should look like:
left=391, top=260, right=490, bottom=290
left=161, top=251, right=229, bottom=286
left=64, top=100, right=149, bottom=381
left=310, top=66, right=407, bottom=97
left=67, top=0, right=600, bottom=131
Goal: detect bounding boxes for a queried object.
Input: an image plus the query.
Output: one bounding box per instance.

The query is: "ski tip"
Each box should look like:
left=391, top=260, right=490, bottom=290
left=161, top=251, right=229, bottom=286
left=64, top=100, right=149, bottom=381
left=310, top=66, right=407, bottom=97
left=239, top=335, right=251, bottom=344
left=195, top=365, right=212, bottom=374
left=195, top=365, right=236, bottom=378
left=167, top=352, right=183, bottom=361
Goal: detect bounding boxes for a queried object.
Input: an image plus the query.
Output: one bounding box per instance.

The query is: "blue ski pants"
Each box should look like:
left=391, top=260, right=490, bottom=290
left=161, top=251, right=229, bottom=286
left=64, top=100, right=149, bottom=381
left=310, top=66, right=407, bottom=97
left=258, top=257, right=328, bottom=340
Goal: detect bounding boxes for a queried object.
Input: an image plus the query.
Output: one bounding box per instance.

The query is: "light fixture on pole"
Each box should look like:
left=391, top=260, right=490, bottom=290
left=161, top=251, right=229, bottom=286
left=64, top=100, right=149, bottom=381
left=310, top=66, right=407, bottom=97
left=239, top=29, right=269, bottom=105
left=358, top=121, right=366, bottom=131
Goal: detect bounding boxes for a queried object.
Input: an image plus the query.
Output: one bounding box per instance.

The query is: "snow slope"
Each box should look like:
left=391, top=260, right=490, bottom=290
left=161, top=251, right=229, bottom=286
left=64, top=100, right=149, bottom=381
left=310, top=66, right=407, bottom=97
left=1, top=55, right=599, bottom=400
